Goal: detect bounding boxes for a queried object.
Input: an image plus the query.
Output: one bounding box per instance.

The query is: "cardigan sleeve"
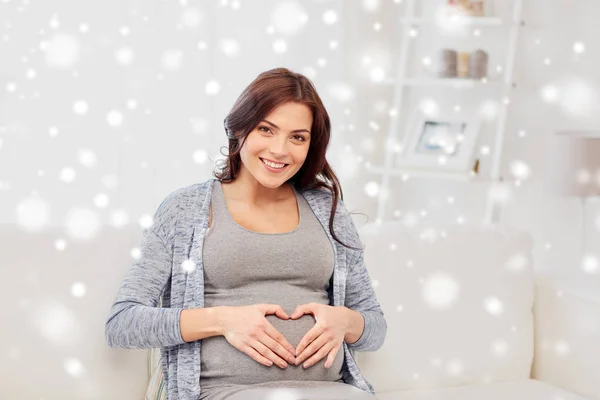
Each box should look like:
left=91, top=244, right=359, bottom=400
left=104, top=190, right=187, bottom=349
left=337, top=198, right=387, bottom=352
left=344, top=249, right=387, bottom=352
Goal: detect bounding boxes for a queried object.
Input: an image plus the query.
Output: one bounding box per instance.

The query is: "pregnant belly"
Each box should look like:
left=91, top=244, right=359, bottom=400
left=200, top=314, right=345, bottom=386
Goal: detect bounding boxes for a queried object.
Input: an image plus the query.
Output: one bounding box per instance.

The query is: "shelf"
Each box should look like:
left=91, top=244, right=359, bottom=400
left=374, top=0, right=524, bottom=224
left=400, top=16, right=504, bottom=27
left=379, top=77, right=506, bottom=88
left=366, top=164, right=478, bottom=182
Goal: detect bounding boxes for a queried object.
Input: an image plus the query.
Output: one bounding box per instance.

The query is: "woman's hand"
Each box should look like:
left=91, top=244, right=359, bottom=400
left=289, top=303, right=349, bottom=369
left=218, top=304, right=297, bottom=369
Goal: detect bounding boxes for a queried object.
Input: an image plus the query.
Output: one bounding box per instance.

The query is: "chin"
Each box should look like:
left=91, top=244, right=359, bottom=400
left=256, top=169, right=294, bottom=186
left=258, top=176, right=288, bottom=188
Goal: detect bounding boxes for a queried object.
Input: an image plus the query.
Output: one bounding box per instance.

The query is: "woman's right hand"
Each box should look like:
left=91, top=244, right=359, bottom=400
left=218, top=304, right=297, bottom=369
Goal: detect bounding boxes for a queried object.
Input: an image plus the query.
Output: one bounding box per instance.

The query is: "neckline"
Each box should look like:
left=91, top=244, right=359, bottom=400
left=215, top=180, right=302, bottom=236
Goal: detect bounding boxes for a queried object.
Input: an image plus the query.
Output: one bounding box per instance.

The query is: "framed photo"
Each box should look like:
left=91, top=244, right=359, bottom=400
left=397, top=109, right=482, bottom=175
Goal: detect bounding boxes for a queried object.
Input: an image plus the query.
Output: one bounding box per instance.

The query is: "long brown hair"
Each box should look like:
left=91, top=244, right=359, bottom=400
left=213, top=67, right=360, bottom=251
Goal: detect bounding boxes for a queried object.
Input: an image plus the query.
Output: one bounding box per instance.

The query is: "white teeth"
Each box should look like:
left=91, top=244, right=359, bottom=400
left=261, top=158, right=286, bottom=169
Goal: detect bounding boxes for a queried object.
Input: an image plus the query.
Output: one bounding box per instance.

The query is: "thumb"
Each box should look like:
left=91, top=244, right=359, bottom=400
left=263, top=304, right=290, bottom=319
left=275, top=306, right=290, bottom=319
left=260, top=304, right=287, bottom=317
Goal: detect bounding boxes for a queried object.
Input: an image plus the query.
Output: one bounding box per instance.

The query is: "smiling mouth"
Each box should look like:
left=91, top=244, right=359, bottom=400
left=260, top=158, right=289, bottom=169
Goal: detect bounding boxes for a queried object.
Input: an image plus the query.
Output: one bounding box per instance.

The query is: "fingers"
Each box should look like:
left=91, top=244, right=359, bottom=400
left=243, top=345, right=275, bottom=367
left=324, top=346, right=340, bottom=369
left=252, top=339, right=289, bottom=369
left=295, top=324, right=321, bottom=356
left=260, top=330, right=296, bottom=364
left=263, top=323, right=296, bottom=356
left=299, top=339, right=333, bottom=369
left=296, top=333, right=328, bottom=366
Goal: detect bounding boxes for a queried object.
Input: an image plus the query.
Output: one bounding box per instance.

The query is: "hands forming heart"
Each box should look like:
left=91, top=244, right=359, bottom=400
left=287, top=303, right=349, bottom=369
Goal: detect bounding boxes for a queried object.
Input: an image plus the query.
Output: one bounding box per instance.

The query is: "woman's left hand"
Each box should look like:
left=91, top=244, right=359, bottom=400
left=289, top=303, right=348, bottom=369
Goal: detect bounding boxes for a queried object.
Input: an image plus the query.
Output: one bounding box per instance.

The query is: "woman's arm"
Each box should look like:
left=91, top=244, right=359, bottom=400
left=179, top=307, right=224, bottom=342
left=343, top=307, right=365, bottom=344
left=105, top=191, right=187, bottom=349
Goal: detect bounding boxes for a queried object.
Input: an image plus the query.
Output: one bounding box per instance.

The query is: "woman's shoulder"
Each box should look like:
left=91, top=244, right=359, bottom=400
left=152, top=179, right=215, bottom=233
left=299, top=184, right=334, bottom=205
left=163, top=178, right=215, bottom=203
left=300, top=185, right=349, bottom=215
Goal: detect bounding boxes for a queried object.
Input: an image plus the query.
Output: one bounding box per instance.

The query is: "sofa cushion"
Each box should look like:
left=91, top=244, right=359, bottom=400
left=354, top=223, right=535, bottom=393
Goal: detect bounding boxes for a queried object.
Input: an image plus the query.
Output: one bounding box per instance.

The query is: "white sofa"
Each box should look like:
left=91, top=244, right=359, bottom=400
left=141, top=222, right=599, bottom=400
left=4, top=212, right=595, bottom=399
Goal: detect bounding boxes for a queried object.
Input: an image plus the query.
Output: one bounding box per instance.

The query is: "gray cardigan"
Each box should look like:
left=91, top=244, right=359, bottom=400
left=105, top=178, right=387, bottom=400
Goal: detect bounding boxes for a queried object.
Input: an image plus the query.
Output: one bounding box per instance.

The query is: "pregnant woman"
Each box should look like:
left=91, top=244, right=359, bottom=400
left=105, top=67, right=387, bottom=400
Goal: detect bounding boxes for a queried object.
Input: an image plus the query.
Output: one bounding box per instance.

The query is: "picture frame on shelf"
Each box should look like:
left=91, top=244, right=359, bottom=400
left=396, top=108, right=482, bottom=176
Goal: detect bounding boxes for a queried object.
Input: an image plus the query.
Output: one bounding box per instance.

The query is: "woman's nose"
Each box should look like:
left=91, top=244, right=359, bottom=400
left=269, top=136, right=288, bottom=155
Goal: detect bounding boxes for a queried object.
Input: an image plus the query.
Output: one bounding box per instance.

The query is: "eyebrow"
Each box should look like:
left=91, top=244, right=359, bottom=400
left=261, top=119, right=311, bottom=136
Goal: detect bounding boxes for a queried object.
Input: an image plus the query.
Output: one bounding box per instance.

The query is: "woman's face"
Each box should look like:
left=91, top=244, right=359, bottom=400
left=239, top=102, right=312, bottom=188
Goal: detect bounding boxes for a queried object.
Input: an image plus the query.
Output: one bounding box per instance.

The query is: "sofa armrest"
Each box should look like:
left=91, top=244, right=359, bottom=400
left=532, top=275, right=600, bottom=400
left=148, top=348, right=160, bottom=379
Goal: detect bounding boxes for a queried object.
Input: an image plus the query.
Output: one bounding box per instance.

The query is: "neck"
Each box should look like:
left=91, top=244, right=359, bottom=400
left=221, top=168, right=292, bottom=207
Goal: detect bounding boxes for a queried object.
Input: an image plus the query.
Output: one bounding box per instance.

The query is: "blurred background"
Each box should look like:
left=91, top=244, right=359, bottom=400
left=1, top=0, right=600, bottom=398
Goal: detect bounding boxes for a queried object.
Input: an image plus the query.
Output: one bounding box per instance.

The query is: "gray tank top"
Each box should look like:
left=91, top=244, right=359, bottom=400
left=199, top=180, right=345, bottom=397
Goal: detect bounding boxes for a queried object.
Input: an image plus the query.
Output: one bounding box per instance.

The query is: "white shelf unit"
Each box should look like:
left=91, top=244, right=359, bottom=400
left=371, top=0, right=524, bottom=225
